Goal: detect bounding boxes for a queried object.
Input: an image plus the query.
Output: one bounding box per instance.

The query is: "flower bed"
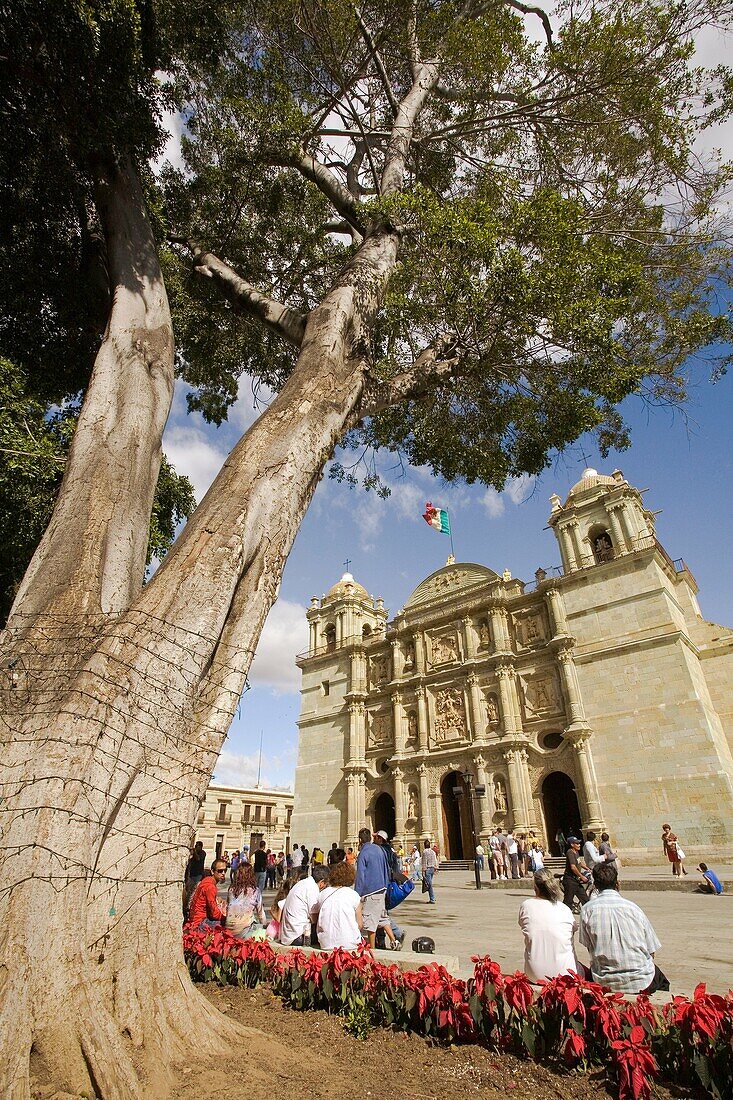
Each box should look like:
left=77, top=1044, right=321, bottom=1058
left=183, top=925, right=733, bottom=1100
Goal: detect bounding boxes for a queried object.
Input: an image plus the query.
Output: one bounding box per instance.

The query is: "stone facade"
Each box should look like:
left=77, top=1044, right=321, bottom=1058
left=291, top=470, right=733, bottom=862
left=195, top=783, right=293, bottom=859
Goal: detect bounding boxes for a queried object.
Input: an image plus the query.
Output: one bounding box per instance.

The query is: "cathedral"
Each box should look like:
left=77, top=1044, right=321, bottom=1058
left=291, top=469, right=733, bottom=862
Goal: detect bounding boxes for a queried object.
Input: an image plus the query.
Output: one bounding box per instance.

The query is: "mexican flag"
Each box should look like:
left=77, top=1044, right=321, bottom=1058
left=423, top=502, right=451, bottom=535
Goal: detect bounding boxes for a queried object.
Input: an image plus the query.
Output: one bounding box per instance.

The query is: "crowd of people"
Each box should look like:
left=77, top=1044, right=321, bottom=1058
left=184, top=818, right=724, bottom=997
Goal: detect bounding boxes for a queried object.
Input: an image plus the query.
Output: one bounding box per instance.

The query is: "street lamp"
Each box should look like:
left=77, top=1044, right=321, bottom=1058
left=453, top=771, right=483, bottom=890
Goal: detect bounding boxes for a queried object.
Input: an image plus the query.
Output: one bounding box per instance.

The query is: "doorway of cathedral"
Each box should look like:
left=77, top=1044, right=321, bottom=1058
left=541, top=772, right=582, bottom=855
left=373, top=791, right=396, bottom=839
left=440, top=771, right=473, bottom=860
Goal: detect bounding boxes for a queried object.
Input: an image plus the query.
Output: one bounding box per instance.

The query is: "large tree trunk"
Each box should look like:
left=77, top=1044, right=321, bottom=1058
left=0, top=222, right=400, bottom=1099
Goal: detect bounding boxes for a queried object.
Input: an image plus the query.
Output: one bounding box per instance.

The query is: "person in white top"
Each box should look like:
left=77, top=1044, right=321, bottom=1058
left=290, top=845, right=303, bottom=872
left=518, top=869, right=582, bottom=984
left=314, top=860, right=363, bottom=950
left=583, top=831, right=606, bottom=870
left=528, top=842, right=545, bottom=872
left=279, top=865, right=329, bottom=945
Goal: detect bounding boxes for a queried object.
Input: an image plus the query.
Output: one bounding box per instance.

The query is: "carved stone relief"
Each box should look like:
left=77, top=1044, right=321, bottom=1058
left=369, top=653, right=390, bottom=689
left=432, top=687, right=466, bottom=743
left=514, top=606, right=549, bottom=648
left=367, top=710, right=393, bottom=748
left=520, top=671, right=563, bottom=718
left=429, top=631, right=460, bottom=667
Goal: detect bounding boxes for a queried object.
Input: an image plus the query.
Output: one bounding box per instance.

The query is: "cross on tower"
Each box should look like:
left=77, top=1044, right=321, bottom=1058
left=343, top=557, right=352, bottom=572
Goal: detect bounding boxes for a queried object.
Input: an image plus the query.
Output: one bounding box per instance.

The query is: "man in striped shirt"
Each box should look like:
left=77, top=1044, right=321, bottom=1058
left=579, top=863, right=669, bottom=993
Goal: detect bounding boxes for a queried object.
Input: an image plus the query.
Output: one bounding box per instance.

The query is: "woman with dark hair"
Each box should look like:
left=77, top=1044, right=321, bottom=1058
left=225, top=861, right=266, bottom=938
left=662, top=823, right=687, bottom=877
left=518, top=869, right=581, bottom=983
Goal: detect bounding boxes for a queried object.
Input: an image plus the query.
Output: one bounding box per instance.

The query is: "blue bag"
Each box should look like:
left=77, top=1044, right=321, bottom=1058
left=386, top=878, right=414, bottom=910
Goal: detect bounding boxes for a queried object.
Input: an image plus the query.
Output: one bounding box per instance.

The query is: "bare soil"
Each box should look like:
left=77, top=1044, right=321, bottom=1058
left=173, top=984, right=681, bottom=1100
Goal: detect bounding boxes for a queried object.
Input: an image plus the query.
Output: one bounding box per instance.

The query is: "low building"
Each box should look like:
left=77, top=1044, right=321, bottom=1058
left=291, top=468, right=733, bottom=862
left=195, top=783, right=293, bottom=859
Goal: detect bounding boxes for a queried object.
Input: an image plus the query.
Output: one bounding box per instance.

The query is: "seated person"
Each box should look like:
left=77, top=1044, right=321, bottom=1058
left=187, top=859, right=228, bottom=928
left=225, top=861, right=267, bottom=938
left=314, top=859, right=363, bottom=950
left=697, top=862, right=724, bottom=894
left=579, top=863, right=669, bottom=994
left=518, top=869, right=581, bottom=983
left=278, top=864, right=330, bottom=945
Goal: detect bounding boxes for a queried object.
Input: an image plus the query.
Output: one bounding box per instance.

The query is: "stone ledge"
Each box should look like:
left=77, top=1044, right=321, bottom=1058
left=270, top=940, right=460, bottom=974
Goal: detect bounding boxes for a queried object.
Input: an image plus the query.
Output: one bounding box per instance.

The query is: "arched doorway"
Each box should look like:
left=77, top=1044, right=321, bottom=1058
left=542, top=772, right=582, bottom=855
left=440, top=771, right=473, bottom=860
left=373, top=791, right=396, bottom=839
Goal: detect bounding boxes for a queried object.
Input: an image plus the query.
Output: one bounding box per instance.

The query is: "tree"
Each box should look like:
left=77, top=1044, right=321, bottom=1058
left=1, top=1, right=732, bottom=1096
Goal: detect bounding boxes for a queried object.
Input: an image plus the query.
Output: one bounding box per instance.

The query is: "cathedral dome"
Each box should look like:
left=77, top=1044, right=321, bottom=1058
left=324, top=571, right=370, bottom=602
left=566, top=468, right=617, bottom=498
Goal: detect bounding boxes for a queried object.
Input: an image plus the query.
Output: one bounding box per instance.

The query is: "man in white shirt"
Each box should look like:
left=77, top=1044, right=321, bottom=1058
left=583, top=831, right=606, bottom=870
left=505, top=831, right=519, bottom=879
left=290, top=844, right=303, bottom=875
left=279, top=865, right=329, bottom=945
left=490, top=829, right=506, bottom=880
left=579, top=863, right=669, bottom=993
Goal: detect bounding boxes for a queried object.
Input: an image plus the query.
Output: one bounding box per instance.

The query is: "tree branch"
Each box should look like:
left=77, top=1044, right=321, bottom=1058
left=505, top=0, right=554, bottom=47
left=359, top=333, right=466, bottom=416
left=176, top=240, right=307, bottom=348
left=272, top=151, right=366, bottom=235
left=355, top=8, right=400, bottom=118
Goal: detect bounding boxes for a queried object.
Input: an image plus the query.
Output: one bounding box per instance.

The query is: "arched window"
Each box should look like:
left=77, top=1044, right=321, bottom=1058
left=362, top=623, right=372, bottom=639
left=589, top=525, right=614, bottom=564
left=324, top=624, right=336, bottom=652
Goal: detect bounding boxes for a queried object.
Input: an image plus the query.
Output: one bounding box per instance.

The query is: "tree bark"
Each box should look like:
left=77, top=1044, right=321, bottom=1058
left=8, top=157, right=175, bottom=629
left=0, top=222, right=402, bottom=1099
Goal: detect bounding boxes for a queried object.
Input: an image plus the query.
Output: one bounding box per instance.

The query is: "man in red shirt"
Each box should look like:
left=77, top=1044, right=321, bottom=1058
left=188, top=859, right=228, bottom=928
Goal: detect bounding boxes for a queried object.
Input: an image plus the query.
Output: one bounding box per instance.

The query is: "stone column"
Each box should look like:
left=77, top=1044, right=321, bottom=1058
left=467, top=673, right=485, bottom=742
left=390, top=639, right=403, bottom=681
left=335, top=611, right=343, bottom=646
left=417, top=763, right=431, bottom=838
left=497, top=664, right=519, bottom=736
left=347, top=702, right=364, bottom=763
left=462, top=616, right=476, bottom=658
left=503, top=748, right=530, bottom=832
left=568, top=521, right=585, bottom=570
left=606, top=502, right=629, bottom=554
left=414, top=632, right=425, bottom=675
left=618, top=502, right=640, bottom=548
left=519, top=748, right=535, bottom=831
left=569, top=733, right=604, bottom=832
left=393, top=766, right=406, bottom=839
left=416, top=685, right=429, bottom=752
left=557, top=523, right=578, bottom=572
left=308, top=619, right=317, bottom=653
left=473, top=753, right=492, bottom=838
left=556, top=646, right=586, bottom=729
left=346, top=773, right=358, bottom=843
left=489, top=603, right=510, bottom=653
left=545, top=585, right=568, bottom=638
left=392, top=692, right=406, bottom=755
left=357, top=772, right=366, bottom=825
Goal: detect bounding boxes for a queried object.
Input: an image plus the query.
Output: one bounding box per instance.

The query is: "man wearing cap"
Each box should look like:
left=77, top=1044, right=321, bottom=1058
left=562, top=836, right=589, bottom=909
left=355, top=827, right=390, bottom=948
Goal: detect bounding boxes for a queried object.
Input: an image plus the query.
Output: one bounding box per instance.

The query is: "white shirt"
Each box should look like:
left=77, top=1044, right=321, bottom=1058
left=518, top=898, right=579, bottom=984
left=583, top=841, right=604, bottom=869
left=315, top=886, right=362, bottom=951
left=278, top=876, right=319, bottom=944
left=529, top=849, right=545, bottom=871
left=290, top=848, right=303, bottom=868
left=475, top=844, right=485, bottom=856
left=505, top=835, right=518, bottom=856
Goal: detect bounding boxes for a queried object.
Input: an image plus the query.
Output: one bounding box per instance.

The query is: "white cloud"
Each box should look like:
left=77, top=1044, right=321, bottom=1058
left=213, top=747, right=295, bottom=790
left=481, top=487, right=505, bottom=518
left=162, top=424, right=228, bottom=500
left=506, top=474, right=536, bottom=505
left=154, top=108, right=187, bottom=173
left=228, top=377, right=275, bottom=433
left=249, top=599, right=309, bottom=693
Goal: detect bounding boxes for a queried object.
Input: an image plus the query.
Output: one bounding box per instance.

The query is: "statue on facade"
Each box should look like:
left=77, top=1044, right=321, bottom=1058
left=407, top=711, right=418, bottom=740
left=494, top=777, right=507, bottom=813
left=403, top=640, right=415, bottom=670
left=478, top=620, right=490, bottom=646
left=486, top=693, right=499, bottom=724
left=407, top=788, right=418, bottom=820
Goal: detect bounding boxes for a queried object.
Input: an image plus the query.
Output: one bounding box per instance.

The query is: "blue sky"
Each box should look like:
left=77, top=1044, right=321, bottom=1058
left=163, top=365, right=733, bottom=791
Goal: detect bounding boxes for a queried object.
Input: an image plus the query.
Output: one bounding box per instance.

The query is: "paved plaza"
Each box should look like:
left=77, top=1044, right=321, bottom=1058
left=389, top=868, right=733, bottom=995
